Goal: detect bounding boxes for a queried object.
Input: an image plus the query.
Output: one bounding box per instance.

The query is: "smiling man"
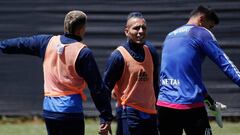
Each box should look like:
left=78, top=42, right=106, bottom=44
left=103, top=12, right=159, bottom=135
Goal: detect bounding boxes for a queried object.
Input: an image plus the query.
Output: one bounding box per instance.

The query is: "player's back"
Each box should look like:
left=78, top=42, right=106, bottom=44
left=159, top=24, right=211, bottom=105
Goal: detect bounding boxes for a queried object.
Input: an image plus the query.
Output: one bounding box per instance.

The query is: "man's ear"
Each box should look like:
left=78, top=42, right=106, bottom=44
left=74, top=29, right=80, bottom=35
left=198, top=15, right=205, bottom=26
left=124, top=27, right=129, bottom=37
left=74, top=26, right=85, bottom=37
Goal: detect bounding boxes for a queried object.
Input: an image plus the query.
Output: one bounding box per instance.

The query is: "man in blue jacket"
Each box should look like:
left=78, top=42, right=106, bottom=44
left=157, top=5, right=240, bottom=135
left=0, top=10, right=112, bottom=135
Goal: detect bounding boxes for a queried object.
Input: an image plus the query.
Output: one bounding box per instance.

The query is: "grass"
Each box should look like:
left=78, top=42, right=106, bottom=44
left=84, top=118, right=116, bottom=135
left=0, top=117, right=116, bottom=135
left=210, top=121, right=240, bottom=135
left=0, top=117, right=239, bottom=135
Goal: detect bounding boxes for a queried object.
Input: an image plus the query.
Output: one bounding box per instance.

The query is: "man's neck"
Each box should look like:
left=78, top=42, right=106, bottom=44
left=64, top=33, right=82, bottom=42
left=128, top=40, right=144, bottom=48
left=187, top=16, right=202, bottom=27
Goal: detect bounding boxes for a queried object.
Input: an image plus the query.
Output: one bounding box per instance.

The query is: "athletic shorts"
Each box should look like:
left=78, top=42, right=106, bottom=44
left=45, top=118, right=84, bottom=135
left=116, top=106, right=159, bottom=135
left=157, top=106, right=212, bottom=135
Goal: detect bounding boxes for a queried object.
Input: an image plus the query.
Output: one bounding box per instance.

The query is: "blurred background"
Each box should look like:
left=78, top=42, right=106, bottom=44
left=0, top=0, right=240, bottom=119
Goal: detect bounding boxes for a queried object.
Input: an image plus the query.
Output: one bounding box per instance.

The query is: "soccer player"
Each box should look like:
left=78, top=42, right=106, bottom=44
left=157, top=5, right=240, bottom=135
left=0, top=10, right=113, bottom=135
left=103, top=12, right=159, bottom=135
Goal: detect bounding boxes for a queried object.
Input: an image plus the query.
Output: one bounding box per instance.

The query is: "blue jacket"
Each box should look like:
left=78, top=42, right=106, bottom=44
left=157, top=24, right=240, bottom=109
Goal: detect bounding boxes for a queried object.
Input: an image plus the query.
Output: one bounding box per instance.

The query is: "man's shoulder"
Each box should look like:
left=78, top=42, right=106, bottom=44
left=144, top=41, right=158, bottom=57
left=190, top=26, right=217, bottom=41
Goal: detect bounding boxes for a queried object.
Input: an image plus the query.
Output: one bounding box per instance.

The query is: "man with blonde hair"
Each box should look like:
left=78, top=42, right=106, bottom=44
left=0, top=10, right=113, bottom=135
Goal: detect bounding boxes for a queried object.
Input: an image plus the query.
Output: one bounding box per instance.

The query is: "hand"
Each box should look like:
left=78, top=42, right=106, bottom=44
left=98, top=122, right=112, bottom=135
left=211, top=102, right=227, bottom=128
left=204, top=94, right=215, bottom=110
left=204, top=94, right=227, bottom=112
left=204, top=95, right=227, bottom=128
left=111, top=90, right=117, bottom=100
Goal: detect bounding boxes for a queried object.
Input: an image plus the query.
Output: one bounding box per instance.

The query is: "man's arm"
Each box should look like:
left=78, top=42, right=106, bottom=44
left=202, top=39, right=240, bottom=86
left=0, top=35, right=52, bottom=58
left=197, top=28, right=240, bottom=86
left=146, top=41, right=160, bottom=99
left=75, top=47, right=113, bottom=123
left=103, top=50, right=124, bottom=94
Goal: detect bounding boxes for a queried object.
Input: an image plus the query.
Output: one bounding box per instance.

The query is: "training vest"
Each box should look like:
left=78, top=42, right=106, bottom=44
left=43, top=35, right=87, bottom=100
left=114, top=45, right=156, bottom=114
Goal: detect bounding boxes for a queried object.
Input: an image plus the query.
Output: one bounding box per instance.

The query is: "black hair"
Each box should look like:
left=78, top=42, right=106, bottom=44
left=127, top=12, right=144, bottom=20
left=190, top=5, right=219, bottom=25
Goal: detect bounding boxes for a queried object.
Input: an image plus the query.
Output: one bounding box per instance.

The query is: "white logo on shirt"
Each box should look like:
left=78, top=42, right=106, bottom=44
left=223, top=53, right=240, bottom=77
left=161, top=79, right=180, bottom=86
left=169, top=26, right=193, bottom=36
left=56, top=43, right=67, bottom=55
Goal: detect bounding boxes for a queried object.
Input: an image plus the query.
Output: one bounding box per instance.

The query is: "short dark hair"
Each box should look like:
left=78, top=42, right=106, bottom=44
left=190, top=5, right=219, bottom=25
left=126, top=12, right=146, bottom=27
left=127, top=12, right=144, bottom=20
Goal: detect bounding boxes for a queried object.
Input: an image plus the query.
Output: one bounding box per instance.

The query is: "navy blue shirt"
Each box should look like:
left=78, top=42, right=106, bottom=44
left=103, top=40, right=159, bottom=102
left=0, top=34, right=113, bottom=122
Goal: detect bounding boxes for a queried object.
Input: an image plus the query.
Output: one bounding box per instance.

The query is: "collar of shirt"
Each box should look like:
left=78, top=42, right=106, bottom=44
left=61, top=34, right=82, bottom=44
left=123, top=40, right=145, bottom=62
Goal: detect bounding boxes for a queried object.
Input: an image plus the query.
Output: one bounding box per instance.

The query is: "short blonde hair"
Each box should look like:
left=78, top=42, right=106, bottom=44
left=64, top=10, right=87, bottom=34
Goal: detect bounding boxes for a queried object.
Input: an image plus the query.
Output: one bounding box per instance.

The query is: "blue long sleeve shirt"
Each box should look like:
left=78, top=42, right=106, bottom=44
left=103, top=40, right=159, bottom=106
left=157, top=24, right=240, bottom=109
left=0, top=34, right=113, bottom=122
